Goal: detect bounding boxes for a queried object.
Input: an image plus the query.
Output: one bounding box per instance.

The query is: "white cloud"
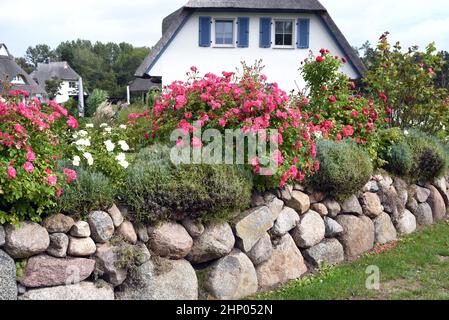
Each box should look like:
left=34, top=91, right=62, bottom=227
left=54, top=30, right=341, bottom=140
left=1, top=0, right=448, bottom=57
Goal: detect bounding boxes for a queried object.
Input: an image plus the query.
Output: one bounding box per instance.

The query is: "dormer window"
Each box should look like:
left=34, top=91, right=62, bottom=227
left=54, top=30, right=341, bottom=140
left=213, top=19, right=235, bottom=47
left=274, top=20, right=294, bottom=48
left=11, top=75, right=26, bottom=84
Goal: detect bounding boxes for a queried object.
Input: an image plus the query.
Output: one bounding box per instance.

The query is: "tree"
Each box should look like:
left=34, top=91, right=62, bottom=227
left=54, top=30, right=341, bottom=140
left=45, top=76, right=63, bottom=100
left=435, top=51, right=449, bottom=89
left=357, top=41, right=377, bottom=69
left=26, top=44, right=56, bottom=67
left=15, top=57, right=34, bottom=74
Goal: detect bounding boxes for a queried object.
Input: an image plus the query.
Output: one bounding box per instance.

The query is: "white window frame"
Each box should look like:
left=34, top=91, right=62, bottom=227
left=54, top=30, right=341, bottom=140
left=272, top=19, right=296, bottom=49
left=212, top=17, right=237, bottom=48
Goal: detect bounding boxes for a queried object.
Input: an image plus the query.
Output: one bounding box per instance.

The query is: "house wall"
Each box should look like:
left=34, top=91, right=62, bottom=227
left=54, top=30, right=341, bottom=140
left=148, top=11, right=359, bottom=92
left=55, top=80, right=79, bottom=104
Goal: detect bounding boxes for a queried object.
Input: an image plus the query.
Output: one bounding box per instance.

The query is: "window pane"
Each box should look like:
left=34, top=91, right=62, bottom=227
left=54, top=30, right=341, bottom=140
left=216, top=22, right=225, bottom=33
left=216, top=20, right=233, bottom=45
left=285, top=21, right=293, bottom=33
left=275, top=34, right=284, bottom=46
left=284, top=34, right=292, bottom=45
left=275, top=21, right=284, bottom=34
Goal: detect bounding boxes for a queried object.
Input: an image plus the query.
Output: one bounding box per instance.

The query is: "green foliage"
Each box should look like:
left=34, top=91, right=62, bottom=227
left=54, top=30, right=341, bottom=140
left=307, top=140, right=373, bottom=199
left=45, top=76, right=63, bottom=100
left=384, top=142, right=413, bottom=177
left=53, top=168, right=115, bottom=217
left=86, top=89, right=109, bottom=117
left=64, top=97, right=79, bottom=117
left=116, top=103, right=149, bottom=125
left=120, top=144, right=253, bottom=224
left=364, top=32, right=449, bottom=137
left=25, top=44, right=56, bottom=67
left=405, top=130, right=449, bottom=182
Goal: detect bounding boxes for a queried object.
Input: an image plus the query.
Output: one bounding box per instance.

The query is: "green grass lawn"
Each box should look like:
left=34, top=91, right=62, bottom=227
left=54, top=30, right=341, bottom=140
left=253, top=221, right=449, bottom=300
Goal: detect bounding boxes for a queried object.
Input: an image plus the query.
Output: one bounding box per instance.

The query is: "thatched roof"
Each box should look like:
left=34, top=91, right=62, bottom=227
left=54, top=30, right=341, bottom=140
left=136, top=0, right=365, bottom=78
left=0, top=44, right=46, bottom=95
left=31, top=62, right=80, bottom=86
left=129, top=77, right=162, bottom=92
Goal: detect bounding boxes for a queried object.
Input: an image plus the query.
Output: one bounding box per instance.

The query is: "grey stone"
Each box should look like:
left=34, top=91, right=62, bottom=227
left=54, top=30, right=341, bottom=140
left=203, top=250, right=258, bottom=300
left=279, top=185, right=293, bottom=201
left=303, top=239, right=345, bottom=267
left=187, top=223, right=235, bottom=264
left=70, top=221, right=91, bottom=238
left=20, top=281, right=114, bottom=300
left=341, top=195, right=363, bottom=215
left=233, top=206, right=274, bottom=252
left=116, top=258, right=198, bottom=300
left=43, top=214, right=75, bottom=234
left=336, top=215, right=375, bottom=258
left=266, top=197, right=284, bottom=221
left=393, top=178, right=409, bottom=206
left=0, top=225, right=5, bottom=247
left=88, top=211, right=115, bottom=244
left=308, top=190, right=326, bottom=204
left=291, top=211, right=325, bottom=249
left=251, top=192, right=266, bottom=207
left=363, top=180, right=380, bottom=193
left=246, top=233, right=272, bottom=266
left=395, top=210, right=417, bottom=235
left=21, top=254, right=95, bottom=288
left=427, top=185, right=447, bottom=221
left=47, top=233, right=69, bottom=258
left=433, top=177, right=449, bottom=207
left=117, top=221, right=138, bottom=244
left=0, top=249, right=17, bottom=300
left=107, top=204, right=124, bottom=228
left=67, top=237, right=96, bottom=257
left=148, top=222, right=193, bottom=259
left=324, top=217, right=344, bottom=238
left=413, top=203, right=434, bottom=226
left=406, top=197, right=419, bottom=213
left=134, top=243, right=152, bottom=266
left=94, top=243, right=127, bottom=287
left=413, top=185, right=431, bottom=203
left=373, top=213, right=398, bottom=245
left=360, top=192, right=383, bottom=218
left=4, top=222, right=49, bottom=259
left=271, top=207, right=300, bottom=237
left=286, top=191, right=310, bottom=214
left=323, top=199, right=341, bottom=218
left=378, top=175, right=393, bottom=189
left=182, top=218, right=205, bottom=238
left=379, top=186, right=403, bottom=220
left=256, top=234, right=307, bottom=291
left=312, top=203, right=328, bottom=217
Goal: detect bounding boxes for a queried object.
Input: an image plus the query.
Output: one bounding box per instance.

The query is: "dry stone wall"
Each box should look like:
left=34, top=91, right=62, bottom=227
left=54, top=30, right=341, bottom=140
left=0, top=174, right=448, bottom=300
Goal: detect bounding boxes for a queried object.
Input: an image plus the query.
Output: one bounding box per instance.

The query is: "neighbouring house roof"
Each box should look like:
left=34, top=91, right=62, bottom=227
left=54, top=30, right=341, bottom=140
left=30, top=61, right=81, bottom=86
left=135, top=0, right=366, bottom=78
left=129, top=77, right=162, bottom=92
left=0, top=44, right=46, bottom=95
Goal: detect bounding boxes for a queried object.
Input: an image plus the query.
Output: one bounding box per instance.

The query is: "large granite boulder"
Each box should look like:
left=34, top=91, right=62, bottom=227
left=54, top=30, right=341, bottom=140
left=202, top=250, right=258, bottom=300
left=21, top=254, right=95, bottom=288
left=94, top=243, right=127, bottom=287
left=148, top=222, right=193, bottom=259
left=88, top=211, right=115, bottom=244
left=4, top=222, right=49, bottom=259
left=20, top=281, right=114, bottom=300
left=303, top=239, right=345, bottom=267
left=115, top=258, right=198, bottom=300
left=0, top=250, right=17, bottom=300
left=360, top=192, right=383, bottom=218
left=413, top=203, right=434, bottom=226
left=427, top=185, right=447, bottom=221
left=271, top=207, right=300, bottom=237
left=341, top=195, right=363, bottom=215
left=187, top=223, right=235, bottom=264
left=256, top=234, right=307, bottom=291
left=285, top=191, right=310, bottom=214
left=233, top=207, right=274, bottom=252
left=395, top=210, right=417, bottom=235
left=245, top=233, right=272, bottom=266
left=291, top=211, right=325, bottom=249
left=373, top=213, right=398, bottom=245
left=47, top=233, right=69, bottom=258
left=43, top=214, right=75, bottom=234
left=336, top=215, right=374, bottom=258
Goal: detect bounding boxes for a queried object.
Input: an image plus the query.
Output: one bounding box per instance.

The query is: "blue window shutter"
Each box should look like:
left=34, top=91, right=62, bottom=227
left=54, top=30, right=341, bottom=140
left=297, top=19, right=310, bottom=49
left=199, top=16, right=211, bottom=47
left=259, top=17, right=271, bottom=48
left=237, top=17, right=250, bottom=48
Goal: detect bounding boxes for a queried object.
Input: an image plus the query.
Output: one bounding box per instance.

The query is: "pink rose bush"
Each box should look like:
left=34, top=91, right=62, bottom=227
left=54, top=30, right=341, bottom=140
left=0, top=91, right=77, bottom=224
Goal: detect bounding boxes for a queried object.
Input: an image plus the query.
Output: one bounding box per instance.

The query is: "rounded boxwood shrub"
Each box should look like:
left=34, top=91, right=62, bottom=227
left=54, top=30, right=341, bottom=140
left=405, top=130, right=448, bottom=182
left=384, top=142, right=414, bottom=177
left=120, top=144, right=253, bottom=224
left=307, top=140, right=373, bottom=199
left=53, top=168, right=115, bottom=218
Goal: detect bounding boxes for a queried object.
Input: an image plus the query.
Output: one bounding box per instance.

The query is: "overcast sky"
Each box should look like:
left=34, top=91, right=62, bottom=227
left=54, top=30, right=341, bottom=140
left=1, top=0, right=449, bottom=57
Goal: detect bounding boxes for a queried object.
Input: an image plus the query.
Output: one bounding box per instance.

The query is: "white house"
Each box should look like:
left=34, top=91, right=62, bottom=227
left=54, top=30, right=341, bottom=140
left=135, top=0, right=365, bottom=92
left=31, top=61, right=85, bottom=104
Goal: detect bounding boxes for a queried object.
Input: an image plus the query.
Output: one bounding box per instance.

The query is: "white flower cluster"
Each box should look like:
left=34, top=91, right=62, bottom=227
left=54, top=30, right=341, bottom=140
left=116, top=153, right=129, bottom=169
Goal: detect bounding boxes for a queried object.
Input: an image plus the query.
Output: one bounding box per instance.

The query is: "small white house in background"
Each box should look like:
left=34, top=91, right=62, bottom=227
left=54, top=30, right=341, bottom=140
left=0, top=43, right=46, bottom=97
left=31, top=61, right=85, bottom=114
left=135, top=0, right=365, bottom=92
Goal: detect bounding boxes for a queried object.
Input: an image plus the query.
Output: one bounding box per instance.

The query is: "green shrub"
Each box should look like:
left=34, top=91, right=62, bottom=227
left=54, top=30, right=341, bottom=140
left=116, top=103, right=150, bottom=125
left=54, top=168, right=115, bottom=218
left=307, top=140, right=373, bottom=199
left=86, top=89, right=109, bottom=117
left=384, top=142, right=414, bottom=177
left=120, top=144, right=253, bottom=224
left=405, top=130, right=449, bottom=182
